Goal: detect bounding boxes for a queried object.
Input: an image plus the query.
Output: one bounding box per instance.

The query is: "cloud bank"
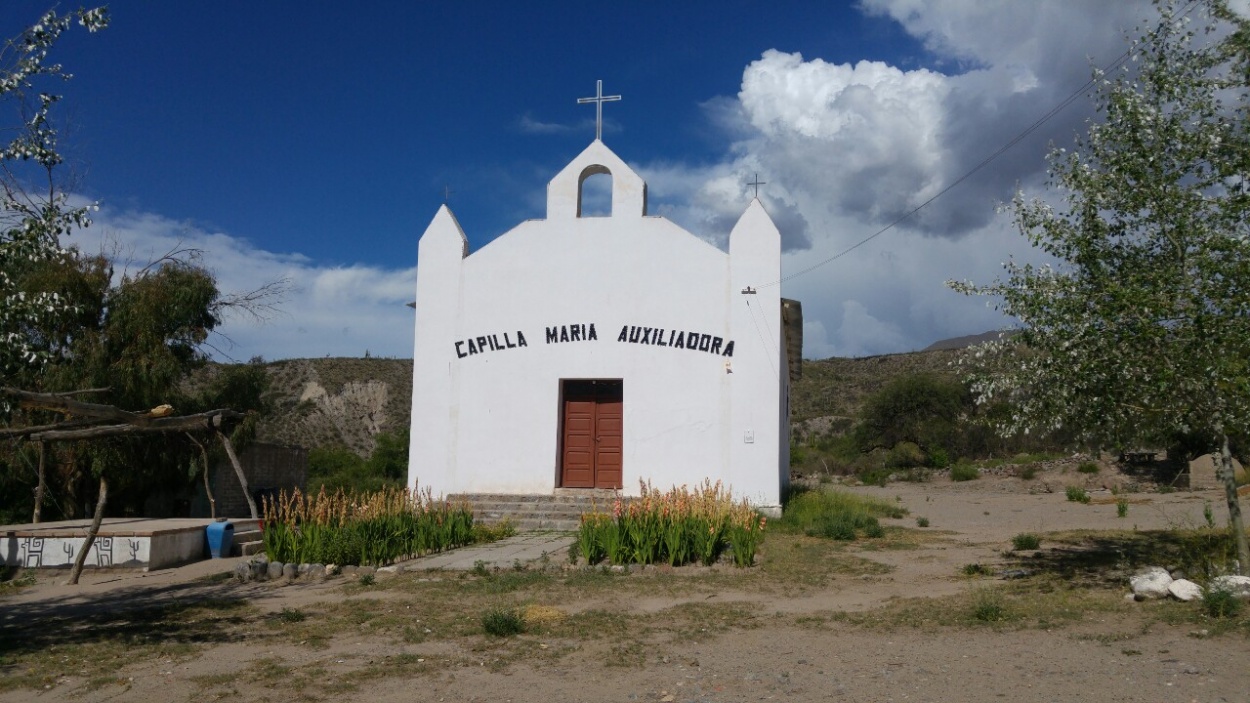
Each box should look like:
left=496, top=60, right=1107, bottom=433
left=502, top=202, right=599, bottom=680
left=644, top=0, right=1158, bottom=358
left=73, top=206, right=416, bottom=361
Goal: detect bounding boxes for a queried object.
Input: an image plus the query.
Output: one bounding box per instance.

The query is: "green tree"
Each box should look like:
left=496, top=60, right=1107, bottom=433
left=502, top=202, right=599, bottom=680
left=854, top=373, right=967, bottom=457
left=0, top=7, right=109, bottom=385
left=951, top=0, right=1250, bottom=572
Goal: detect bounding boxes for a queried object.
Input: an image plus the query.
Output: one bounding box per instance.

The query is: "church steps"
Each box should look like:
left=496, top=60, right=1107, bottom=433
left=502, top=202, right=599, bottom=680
left=453, top=493, right=634, bottom=532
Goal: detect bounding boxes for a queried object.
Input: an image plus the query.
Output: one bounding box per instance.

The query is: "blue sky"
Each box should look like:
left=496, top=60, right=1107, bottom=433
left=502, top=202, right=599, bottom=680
left=4, top=1, right=1186, bottom=360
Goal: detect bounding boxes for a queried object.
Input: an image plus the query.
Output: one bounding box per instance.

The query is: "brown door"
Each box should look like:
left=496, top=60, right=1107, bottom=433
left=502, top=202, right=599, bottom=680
left=560, top=380, right=623, bottom=489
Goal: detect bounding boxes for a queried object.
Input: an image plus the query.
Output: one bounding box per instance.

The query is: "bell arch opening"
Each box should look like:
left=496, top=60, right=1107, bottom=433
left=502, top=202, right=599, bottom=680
left=577, top=164, right=613, bottom=217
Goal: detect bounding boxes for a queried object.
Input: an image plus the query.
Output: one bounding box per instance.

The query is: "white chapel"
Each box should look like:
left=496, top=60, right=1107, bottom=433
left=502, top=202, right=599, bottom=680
left=408, top=87, right=800, bottom=514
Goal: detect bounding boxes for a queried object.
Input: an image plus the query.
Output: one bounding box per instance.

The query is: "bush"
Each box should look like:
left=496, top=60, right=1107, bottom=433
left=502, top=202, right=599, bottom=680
left=886, top=441, right=926, bottom=468
left=778, top=487, right=903, bottom=542
left=1077, top=461, right=1100, bottom=474
left=1065, top=486, right=1091, bottom=504
left=950, top=464, right=980, bottom=482
left=855, top=373, right=968, bottom=455
left=916, top=516, right=930, bottom=528
left=1203, top=587, right=1242, bottom=619
left=1011, top=533, right=1041, bottom=551
left=482, top=607, right=526, bottom=637
left=927, top=448, right=951, bottom=469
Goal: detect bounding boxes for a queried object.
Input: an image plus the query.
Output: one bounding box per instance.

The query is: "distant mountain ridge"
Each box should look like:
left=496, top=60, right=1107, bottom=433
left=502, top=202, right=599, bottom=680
left=922, top=330, right=1014, bottom=351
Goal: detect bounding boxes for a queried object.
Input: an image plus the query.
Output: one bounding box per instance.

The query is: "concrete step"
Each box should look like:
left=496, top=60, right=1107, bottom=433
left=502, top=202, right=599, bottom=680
left=454, top=493, right=638, bottom=532
left=234, top=540, right=265, bottom=557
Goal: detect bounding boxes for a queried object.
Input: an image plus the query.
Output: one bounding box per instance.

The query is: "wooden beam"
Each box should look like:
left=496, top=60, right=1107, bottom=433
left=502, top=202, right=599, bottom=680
left=28, top=409, right=244, bottom=441
left=1, top=386, right=144, bottom=424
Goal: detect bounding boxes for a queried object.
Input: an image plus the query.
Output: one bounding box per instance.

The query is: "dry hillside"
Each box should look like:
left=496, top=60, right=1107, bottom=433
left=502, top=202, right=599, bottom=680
left=243, top=350, right=965, bottom=456
left=255, top=358, right=412, bottom=457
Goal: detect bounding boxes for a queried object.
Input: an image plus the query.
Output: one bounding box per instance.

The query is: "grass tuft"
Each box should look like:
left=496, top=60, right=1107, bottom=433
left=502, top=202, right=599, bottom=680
left=482, top=607, right=526, bottom=637
left=949, top=464, right=980, bottom=482
left=1011, top=533, right=1041, bottom=551
left=1065, top=486, right=1091, bottom=504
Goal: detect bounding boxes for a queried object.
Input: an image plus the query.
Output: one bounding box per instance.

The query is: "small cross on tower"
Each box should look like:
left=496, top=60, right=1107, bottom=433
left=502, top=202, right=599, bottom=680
left=578, top=79, right=621, bottom=142
left=748, top=173, right=766, bottom=198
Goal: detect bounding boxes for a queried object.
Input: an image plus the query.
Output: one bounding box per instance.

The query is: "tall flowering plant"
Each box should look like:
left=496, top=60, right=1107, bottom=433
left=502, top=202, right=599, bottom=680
left=575, top=480, right=765, bottom=567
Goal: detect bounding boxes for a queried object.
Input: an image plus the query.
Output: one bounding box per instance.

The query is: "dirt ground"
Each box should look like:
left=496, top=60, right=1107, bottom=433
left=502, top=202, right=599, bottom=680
left=3, top=465, right=1249, bottom=703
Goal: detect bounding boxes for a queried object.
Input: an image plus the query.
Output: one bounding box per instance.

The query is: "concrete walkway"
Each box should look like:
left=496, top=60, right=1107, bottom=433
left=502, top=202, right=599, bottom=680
left=398, top=531, right=575, bottom=571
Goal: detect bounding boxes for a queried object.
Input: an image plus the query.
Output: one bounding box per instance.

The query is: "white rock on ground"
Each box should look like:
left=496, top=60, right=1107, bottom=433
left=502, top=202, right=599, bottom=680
left=1168, top=579, right=1203, bottom=602
left=1209, top=574, right=1250, bottom=598
left=1130, top=566, right=1173, bottom=599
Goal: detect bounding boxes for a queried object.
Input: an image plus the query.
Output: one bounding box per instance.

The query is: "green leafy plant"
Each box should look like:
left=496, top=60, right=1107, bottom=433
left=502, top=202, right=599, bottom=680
left=1077, top=462, right=1100, bottom=474
left=916, top=516, right=930, bottom=528
left=949, top=464, right=980, bottom=482
left=962, top=563, right=990, bottom=576
left=1116, top=498, right=1129, bottom=518
left=482, top=607, right=526, bottom=637
left=1011, top=533, right=1041, bottom=551
left=277, top=607, right=306, bottom=623
left=1202, top=587, right=1242, bottom=619
left=971, top=590, right=1006, bottom=623
left=1065, top=486, right=1091, bottom=504
left=262, top=485, right=475, bottom=566
left=358, top=573, right=375, bottom=587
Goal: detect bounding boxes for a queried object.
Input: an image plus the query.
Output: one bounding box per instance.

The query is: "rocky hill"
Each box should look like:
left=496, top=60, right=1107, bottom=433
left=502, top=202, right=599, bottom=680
left=248, top=349, right=967, bottom=456
left=255, top=358, right=412, bottom=457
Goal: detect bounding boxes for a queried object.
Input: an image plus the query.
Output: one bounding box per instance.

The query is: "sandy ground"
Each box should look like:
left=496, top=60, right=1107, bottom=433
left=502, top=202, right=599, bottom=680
left=3, top=468, right=1248, bottom=702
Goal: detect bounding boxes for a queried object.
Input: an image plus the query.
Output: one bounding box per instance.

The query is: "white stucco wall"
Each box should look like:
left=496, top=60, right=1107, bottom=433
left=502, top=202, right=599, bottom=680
left=410, top=141, right=786, bottom=511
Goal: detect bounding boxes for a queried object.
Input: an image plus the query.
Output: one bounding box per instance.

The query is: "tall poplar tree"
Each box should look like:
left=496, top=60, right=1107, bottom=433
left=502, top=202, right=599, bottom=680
left=951, top=0, right=1250, bottom=572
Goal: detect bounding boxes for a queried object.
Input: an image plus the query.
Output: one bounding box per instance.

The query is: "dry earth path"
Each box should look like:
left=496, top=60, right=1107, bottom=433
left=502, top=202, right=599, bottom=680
left=2, top=472, right=1247, bottom=702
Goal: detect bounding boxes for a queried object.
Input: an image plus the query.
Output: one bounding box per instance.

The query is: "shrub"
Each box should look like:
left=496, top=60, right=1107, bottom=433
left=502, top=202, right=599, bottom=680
left=962, top=563, right=990, bottom=576
left=949, top=464, right=980, bottom=482
left=1203, top=587, right=1242, bottom=619
left=854, top=373, right=968, bottom=455
left=972, top=590, right=1007, bottom=622
left=886, top=441, right=926, bottom=469
left=482, top=607, right=526, bottom=637
left=1018, top=465, right=1038, bottom=480
left=778, top=488, right=902, bottom=542
left=1077, top=461, right=1100, bottom=474
left=1116, top=498, right=1129, bottom=518
left=1011, top=533, right=1041, bottom=551
left=927, top=448, right=951, bottom=469
left=1065, top=486, right=1091, bottom=504
left=916, top=516, right=930, bottom=528
left=277, top=607, right=306, bottom=623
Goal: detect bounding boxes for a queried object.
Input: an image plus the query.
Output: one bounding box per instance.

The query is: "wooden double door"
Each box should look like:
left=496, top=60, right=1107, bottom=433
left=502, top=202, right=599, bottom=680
left=560, top=380, right=622, bottom=489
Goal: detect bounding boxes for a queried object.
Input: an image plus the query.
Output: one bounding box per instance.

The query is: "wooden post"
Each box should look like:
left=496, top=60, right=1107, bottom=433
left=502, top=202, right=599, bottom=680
left=67, top=474, right=107, bottom=585
left=217, top=429, right=257, bottom=519
left=33, top=441, right=47, bottom=523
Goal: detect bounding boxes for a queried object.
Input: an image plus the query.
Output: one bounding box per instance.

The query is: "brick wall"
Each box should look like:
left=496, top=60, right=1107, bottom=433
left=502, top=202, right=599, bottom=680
left=202, top=442, right=308, bottom=518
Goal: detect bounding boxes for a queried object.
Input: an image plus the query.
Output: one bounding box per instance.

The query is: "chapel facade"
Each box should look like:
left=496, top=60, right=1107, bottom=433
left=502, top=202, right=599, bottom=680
left=408, top=134, right=798, bottom=514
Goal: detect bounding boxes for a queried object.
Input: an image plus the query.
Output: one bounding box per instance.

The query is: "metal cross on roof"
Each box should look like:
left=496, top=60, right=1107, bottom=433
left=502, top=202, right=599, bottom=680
left=748, top=173, right=767, bottom=198
left=577, top=79, right=621, bottom=141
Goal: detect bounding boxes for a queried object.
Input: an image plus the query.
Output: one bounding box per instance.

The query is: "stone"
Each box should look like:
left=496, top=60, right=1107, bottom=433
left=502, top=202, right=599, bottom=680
left=1209, top=574, right=1250, bottom=598
left=378, top=565, right=400, bottom=574
left=251, top=560, right=268, bottom=581
left=1168, top=579, right=1203, bottom=602
left=233, top=562, right=252, bottom=583
left=253, top=553, right=269, bottom=565
left=267, top=562, right=284, bottom=580
left=357, top=566, right=376, bottom=576
left=609, top=564, right=628, bottom=574
left=297, top=563, right=311, bottom=576
left=324, top=564, right=339, bottom=576
left=282, top=563, right=298, bottom=580
left=307, top=564, right=327, bottom=580
left=1130, top=566, right=1173, bottom=599
left=341, top=565, right=358, bottom=575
